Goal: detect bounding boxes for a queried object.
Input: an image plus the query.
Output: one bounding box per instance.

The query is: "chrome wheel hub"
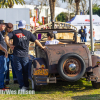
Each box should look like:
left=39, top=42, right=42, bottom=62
left=69, top=64, right=76, bottom=71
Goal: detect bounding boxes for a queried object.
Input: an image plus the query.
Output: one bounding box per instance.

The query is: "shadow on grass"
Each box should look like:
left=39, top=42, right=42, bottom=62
left=72, top=94, right=100, bottom=100
left=9, top=72, right=95, bottom=94
left=36, top=78, right=94, bottom=94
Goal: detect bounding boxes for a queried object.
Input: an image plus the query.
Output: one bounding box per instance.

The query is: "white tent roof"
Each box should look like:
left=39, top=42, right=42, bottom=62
left=69, top=15, right=100, bottom=26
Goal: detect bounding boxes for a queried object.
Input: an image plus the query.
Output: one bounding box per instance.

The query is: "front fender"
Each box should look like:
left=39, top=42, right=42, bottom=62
left=90, top=55, right=100, bottom=82
left=33, top=58, right=47, bottom=69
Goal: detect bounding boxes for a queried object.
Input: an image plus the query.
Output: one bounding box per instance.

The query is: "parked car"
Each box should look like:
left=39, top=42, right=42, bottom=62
left=31, top=29, right=100, bottom=90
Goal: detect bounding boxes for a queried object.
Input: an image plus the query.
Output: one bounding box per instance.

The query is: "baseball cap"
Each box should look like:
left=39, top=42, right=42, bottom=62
left=0, top=20, right=5, bottom=24
left=6, top=23, right=13, bottom=28
left=18, top=20, right=26, bottom=28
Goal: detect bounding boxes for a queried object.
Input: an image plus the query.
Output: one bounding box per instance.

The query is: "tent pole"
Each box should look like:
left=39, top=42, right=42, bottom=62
left=89, top=0, right=94, bottom=54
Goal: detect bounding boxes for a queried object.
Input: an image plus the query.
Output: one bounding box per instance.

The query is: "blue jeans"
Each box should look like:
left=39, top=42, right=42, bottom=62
left=13, top=56, right=29, bottom=88
left=81, top=37, right=86, bottom=42
left=93, top=37, right=95, bottom=43
left=0, top=55, right=7, bottom=88
left=5, top=54, right=17, bottom=82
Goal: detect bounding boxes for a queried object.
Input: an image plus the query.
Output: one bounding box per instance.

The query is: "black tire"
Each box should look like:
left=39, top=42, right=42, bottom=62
left=33, top=76, right=41, bottom=91
left=31, top=63, right=41, bottom=91
left=58, top=53, right=86, bottom=82
left=92, top=81, right=100, bottom=89
left=34, top=85, right=41, bottom=91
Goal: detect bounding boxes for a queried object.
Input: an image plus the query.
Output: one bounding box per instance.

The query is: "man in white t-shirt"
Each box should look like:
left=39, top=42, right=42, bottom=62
left=45, top=32, right=65, bottom=45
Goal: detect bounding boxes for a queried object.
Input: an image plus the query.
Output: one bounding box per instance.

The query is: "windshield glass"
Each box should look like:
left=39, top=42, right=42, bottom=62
left=36, top=32, right=74, bottom=42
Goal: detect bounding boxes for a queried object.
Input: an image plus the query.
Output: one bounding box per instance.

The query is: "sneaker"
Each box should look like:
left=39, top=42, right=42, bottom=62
left=0, top=88, right=9, bottom=91
left=5, top=81, right=9, bottom=85
left=4, top=85, right=10, bottom=89
left=20, top=86, right=29, bottom=91
left=14, top=80, right=18, bottom=84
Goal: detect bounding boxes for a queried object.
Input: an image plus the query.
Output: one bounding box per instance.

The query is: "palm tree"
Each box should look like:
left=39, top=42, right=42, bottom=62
left=0, top=0, right=25, bottom=8
left=49, top=0, right=56, bottom=28
left=62, top=0, right=80, bottom=15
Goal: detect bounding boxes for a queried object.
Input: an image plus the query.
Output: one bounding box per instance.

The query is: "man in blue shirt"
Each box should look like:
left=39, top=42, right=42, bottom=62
left=5, top=20, right=45, bottom=90
left=0, top=21, right=8, bottom=90
left=84, top=26, right=87, bottom=42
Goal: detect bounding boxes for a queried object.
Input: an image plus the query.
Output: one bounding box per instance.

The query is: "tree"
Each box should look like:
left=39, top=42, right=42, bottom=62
left=80, top=0, right=88, bottom=15
left=87, top=4, right=100, bottom=16
left=80, top=0, right=100, bottom=15
left=62, top=0, right=100, bottom=15
left=0, top=0, right=25, bottom=8
left=62, top=0, right=80, bottom=15
left=25, top=0, right=60, bottom=23
left=49, top=0, right=56, bottom=28
left=56, top=12, right=69, bottom=22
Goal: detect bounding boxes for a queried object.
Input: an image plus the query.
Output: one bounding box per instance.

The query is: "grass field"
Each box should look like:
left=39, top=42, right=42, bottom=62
left=1, top=71, right=100, bottom=100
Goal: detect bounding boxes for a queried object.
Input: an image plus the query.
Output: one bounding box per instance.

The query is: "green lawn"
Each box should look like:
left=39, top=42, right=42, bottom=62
left=1, top=71, right=100, bottom=100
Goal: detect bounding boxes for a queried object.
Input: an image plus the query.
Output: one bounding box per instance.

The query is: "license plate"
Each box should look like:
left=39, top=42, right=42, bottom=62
left=33, top=69, right=48, bottom=76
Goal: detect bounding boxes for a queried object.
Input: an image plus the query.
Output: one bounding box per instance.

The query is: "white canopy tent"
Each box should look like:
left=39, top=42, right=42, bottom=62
left=67, top=15, right=100, bottom=40
left=69, top=15, right=100, bottom=26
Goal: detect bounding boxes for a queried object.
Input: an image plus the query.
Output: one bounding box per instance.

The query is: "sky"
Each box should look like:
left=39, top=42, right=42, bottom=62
left=24, top=0, right=100, bottom=9
left=25, top=0, right=67, bottom=9
left=59, top=0, right=67, bottom=8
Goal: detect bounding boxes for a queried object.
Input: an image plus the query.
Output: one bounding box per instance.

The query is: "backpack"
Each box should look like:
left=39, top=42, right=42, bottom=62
left=79, top=29, right=85, bottom=37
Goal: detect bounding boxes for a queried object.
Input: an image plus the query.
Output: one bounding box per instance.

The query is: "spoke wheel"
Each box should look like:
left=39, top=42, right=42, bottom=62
left=58, top=53, right=86, bottom=82
left=63, top=58, right=81, bottom=77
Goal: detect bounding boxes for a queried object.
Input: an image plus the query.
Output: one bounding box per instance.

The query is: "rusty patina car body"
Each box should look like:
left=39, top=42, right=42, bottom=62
left=31, top=29, right=100, bottom=90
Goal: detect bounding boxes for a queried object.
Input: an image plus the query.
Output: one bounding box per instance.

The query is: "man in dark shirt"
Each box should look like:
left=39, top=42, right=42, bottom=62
left=0, top=21, right=8, bottom=90
left=5, top=20, right=45, bottom=90
left=79, top=26, right=85, bottom=42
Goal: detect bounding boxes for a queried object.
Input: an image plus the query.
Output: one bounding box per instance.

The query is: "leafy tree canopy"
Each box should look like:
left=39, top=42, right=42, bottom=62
left=56, top=12, right=68, bottom=22
left=0, top=0, right=25, bottom=8
left=88, top=4, right=100, bottom=16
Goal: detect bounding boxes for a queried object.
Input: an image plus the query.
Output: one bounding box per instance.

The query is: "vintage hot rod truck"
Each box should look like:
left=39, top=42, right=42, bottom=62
left=31, top=29, right=100, bottom=90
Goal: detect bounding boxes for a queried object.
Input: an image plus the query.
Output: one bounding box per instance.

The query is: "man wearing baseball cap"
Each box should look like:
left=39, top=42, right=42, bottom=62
left=0, top=20, right=8, bottom=90
left=5, top=20, right=45, bottom=90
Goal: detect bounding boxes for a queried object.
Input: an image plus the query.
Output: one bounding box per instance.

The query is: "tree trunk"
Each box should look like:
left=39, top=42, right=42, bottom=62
left=52, top=0, right=56, bottom=22
left=75, top=0, right=80, bottom=15
left=49, top=0, right=56, bottom=29
left=49, top=0, right=53, bottom=22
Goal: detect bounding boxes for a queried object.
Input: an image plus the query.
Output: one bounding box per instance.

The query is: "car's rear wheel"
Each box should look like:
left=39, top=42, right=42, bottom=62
left=58, top=53, right=86, bottom=82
